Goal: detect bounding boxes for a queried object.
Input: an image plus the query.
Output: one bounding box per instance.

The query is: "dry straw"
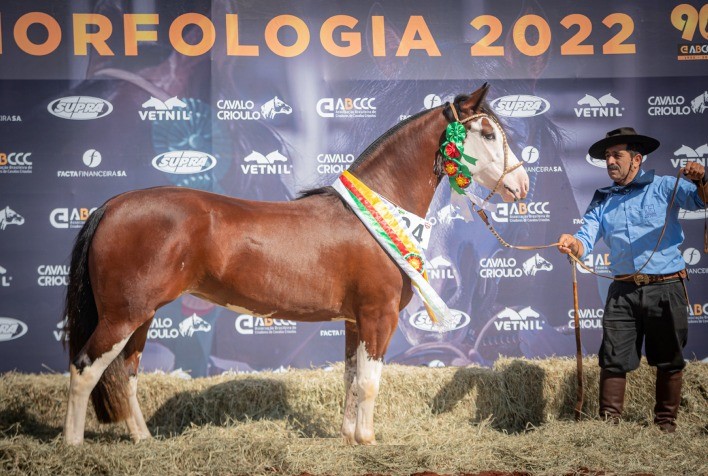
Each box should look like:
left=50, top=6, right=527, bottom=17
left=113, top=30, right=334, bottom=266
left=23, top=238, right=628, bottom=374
left=1, top=357, right=706, bottom=475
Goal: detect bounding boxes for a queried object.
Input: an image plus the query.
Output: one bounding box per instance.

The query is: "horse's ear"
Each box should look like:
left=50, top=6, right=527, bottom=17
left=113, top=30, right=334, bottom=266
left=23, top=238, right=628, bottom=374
left=462, top=83, right=490, bottom=112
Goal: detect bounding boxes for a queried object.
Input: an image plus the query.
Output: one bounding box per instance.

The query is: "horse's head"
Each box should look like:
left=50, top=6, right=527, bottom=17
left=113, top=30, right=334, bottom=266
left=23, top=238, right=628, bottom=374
left=1, top=206, right=25, bottom=230
left=446, top=85, right=529, bottom=203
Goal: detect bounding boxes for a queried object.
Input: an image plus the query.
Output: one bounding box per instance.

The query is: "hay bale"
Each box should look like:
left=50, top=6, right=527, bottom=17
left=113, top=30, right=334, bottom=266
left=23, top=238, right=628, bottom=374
left=1, top=358, right=706, bottom=475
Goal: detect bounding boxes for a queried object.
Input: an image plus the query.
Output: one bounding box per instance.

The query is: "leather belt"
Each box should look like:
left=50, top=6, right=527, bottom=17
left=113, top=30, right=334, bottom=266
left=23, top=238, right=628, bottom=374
left=614, top=270, right=686, bottom=286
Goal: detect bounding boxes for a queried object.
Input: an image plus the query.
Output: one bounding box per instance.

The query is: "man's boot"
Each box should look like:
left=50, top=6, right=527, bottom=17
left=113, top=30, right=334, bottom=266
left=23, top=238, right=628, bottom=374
left=654, top=369, right=682, bottom=433
left=599, top=369, right=626, bottom=423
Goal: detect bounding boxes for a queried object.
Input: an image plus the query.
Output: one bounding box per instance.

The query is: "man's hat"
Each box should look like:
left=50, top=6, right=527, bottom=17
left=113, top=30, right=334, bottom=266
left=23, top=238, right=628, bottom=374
left=588, top=127, right=660, bottom=159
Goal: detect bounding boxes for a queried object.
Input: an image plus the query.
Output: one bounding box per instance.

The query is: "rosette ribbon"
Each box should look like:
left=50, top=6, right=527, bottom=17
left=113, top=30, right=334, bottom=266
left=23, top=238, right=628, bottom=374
left=441, top=122, right=477, bottom=195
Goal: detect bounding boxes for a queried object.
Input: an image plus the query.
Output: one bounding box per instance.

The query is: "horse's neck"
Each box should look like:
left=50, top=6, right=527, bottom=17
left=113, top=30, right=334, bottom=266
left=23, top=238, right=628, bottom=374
left=353, top=111, right=445, bottom=218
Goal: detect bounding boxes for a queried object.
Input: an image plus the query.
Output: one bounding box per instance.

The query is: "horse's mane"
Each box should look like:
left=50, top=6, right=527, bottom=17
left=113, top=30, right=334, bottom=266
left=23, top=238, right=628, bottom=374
left=297, top=95, right=497, bottom=201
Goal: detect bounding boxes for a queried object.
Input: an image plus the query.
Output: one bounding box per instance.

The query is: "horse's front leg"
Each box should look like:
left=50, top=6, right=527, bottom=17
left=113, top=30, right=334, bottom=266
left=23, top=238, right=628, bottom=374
left=353, top=308, right=398, bottom=445
left=341, top=320, right=359, bottom=444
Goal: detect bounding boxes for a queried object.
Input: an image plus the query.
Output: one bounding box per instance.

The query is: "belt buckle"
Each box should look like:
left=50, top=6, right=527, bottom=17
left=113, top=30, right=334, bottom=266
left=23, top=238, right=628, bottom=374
left=633, top=273, right=650, bottom=285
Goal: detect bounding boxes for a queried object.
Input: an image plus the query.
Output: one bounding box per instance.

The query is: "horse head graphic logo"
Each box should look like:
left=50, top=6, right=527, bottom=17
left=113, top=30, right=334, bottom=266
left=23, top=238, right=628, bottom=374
left=577, top=93, right=618, bottom=107
left=0, top=206, right=25, bottom=230
left=690, top=91, right=707, bottom=114
left=436, top=204, right=465, bottom=225
left=178, top=313, right=212, bottom=337
left=674, top=144, right=708, bottom=158
left=142, top=96, right=188, bottom=110
left=261, top=96, right=292, bottom=119
left=522, top=253, right=554, bottom=276
left=496, top=306, right=540, bottom=321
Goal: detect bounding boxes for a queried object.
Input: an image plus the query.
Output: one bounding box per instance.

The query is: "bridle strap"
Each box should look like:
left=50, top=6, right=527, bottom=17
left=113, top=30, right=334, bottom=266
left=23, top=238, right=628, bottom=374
left=445, top=103, right=522, bottom=207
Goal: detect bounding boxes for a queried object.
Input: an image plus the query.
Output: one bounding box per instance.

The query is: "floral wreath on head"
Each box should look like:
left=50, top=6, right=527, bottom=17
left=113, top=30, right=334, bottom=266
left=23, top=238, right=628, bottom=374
left=440, top=120, right=478, bottom=195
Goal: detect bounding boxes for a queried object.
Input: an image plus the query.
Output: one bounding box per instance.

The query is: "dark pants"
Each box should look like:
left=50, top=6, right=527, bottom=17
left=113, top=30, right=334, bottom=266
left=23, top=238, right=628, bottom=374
left=599, top=280, right=688, bottom=373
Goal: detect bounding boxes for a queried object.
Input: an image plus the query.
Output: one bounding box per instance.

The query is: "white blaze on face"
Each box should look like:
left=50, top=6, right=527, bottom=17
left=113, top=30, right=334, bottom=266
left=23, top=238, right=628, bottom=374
left=354, top=341, right=383, bottom=445
left=463, top=117, right=528, bottom=202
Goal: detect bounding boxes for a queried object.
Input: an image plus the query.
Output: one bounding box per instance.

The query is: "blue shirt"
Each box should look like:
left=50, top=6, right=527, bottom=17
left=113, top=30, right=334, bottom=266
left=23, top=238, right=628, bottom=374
left=574, top=169, right=705, bottom=275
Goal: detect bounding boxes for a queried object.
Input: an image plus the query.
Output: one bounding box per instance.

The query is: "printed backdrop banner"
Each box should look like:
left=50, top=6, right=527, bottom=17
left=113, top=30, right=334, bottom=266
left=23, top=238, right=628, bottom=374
left=0, top=1, right=706, bottom=376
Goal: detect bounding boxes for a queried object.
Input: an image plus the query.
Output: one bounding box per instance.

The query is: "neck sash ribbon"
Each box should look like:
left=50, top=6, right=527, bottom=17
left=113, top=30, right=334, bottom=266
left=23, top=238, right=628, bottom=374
left=332, top=171, right=455, bottom=330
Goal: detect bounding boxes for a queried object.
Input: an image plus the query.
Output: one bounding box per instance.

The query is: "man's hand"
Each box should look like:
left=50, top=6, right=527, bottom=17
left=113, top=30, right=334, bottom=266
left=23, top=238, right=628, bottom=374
left=557, top=234, right=583, bottom=258
left=683, top=161, right=706, bottom=182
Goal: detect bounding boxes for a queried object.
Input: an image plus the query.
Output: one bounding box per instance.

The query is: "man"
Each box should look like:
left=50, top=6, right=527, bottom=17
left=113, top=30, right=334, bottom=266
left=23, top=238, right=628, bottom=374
left=557, top=127, right=707, bottom=432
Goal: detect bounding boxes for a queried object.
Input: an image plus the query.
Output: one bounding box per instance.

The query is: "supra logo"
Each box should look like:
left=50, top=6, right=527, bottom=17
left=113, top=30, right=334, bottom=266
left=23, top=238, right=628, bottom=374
left=234, top=314, right=297, bottom=335
left=490, top=95, right=550, bottom=118
left=0, top=152, right=33, bottom=175
left=408, top=309, right=470, bottom=332
left=0, top=206, right=24, bottom=230
left=493, top=306, right=543, bottom=331
left=0, top=265, right=12, bottom=287
left=0, top=317, right=28, bottom=342
left=139, top=96, right=192, bottom=121
left=317, top=97, right=376, bottom=118
left=152, top=151, right=217, bottom=174
left=426, top=255, right=456, bottom=280
left=50, top=207, right=96, bottom=229
left=492, top=202, right=550, bottom=223
left=217, top=96, right=292, bottom=121
left=574, top=93, right=624, bottom=118
left=671, top=144, right=707, bottom=169
left=241, top=150, right=292, bottom=175
left=48, top=96, right=112, bottom=120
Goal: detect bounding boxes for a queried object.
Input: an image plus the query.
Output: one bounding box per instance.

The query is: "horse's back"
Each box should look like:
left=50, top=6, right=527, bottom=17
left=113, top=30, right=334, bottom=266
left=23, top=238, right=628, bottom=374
left=89, top=186, right=406, bottom=321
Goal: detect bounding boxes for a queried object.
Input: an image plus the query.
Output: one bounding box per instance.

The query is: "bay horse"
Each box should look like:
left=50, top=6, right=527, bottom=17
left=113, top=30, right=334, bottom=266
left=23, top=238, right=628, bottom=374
left=63, top=83, right=529, bottom=445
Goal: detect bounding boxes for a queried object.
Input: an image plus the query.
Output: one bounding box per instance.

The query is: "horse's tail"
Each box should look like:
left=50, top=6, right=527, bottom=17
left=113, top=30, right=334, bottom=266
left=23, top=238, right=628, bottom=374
left=64, top=204, right=131, bottom=423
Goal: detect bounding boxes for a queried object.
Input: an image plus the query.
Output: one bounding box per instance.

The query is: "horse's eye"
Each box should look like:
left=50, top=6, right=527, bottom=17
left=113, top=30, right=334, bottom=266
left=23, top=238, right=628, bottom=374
left=483, top=132, right=495, bottom=140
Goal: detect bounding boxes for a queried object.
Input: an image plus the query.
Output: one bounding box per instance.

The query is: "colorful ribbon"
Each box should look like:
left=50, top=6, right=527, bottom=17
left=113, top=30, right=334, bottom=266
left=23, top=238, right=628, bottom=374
left=332, top=171, right=456, bottom=330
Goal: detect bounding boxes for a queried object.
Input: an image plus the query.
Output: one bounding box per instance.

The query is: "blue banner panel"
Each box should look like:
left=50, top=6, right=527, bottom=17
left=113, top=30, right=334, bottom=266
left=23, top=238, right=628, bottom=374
left=1, top=1, right=706, bottom=376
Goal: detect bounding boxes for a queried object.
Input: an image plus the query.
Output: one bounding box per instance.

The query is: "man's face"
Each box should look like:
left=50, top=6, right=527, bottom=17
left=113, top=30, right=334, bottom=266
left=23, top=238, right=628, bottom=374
left=604, top=143, right=640, bottom=184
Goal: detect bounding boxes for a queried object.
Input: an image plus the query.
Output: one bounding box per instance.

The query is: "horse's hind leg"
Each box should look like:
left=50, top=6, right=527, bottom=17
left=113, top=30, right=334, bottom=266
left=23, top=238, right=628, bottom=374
left=123, top=319, right=153, bottom=442
left=64, top=319, right=135, bottom=445
left=341, top=320, right=358, bottom=444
